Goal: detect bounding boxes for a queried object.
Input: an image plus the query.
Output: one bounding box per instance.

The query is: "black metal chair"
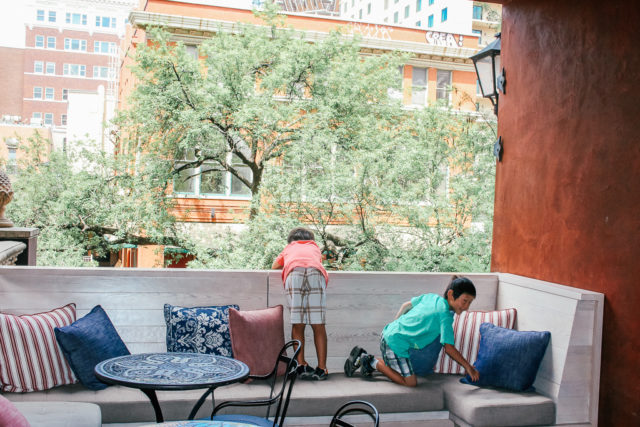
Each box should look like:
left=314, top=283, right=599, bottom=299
left=210, top=339, right=301, bottom=427
left=330, top=400, right=380, bottom=427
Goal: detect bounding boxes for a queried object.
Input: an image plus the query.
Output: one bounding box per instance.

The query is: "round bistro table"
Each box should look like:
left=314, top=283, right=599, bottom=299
left=95, top=353, right=249, bottom=423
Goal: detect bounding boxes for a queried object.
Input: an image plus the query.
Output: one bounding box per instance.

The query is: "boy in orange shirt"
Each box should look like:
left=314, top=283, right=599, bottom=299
left=272, top=227, right=329, bottom=380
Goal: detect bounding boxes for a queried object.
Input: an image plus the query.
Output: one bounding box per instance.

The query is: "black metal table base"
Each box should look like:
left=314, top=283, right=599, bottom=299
left=188, top=387, right=216, bottom=420
left=141, top=388, right=164, bottom=423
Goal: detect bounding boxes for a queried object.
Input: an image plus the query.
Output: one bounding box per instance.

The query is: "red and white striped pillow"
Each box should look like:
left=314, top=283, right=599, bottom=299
left=0, top=303, right=78, bottom=392
left=434, top=308, right=517, bottom=374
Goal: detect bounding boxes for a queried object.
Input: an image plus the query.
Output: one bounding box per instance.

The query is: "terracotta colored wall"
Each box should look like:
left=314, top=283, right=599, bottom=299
left=491, top=0, right=640, bottom=425
left=0, top=47, right=25, bottom=117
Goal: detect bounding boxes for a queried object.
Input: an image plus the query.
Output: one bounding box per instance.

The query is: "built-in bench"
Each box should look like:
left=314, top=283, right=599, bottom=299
left=0, top=268, right=603, bottom=426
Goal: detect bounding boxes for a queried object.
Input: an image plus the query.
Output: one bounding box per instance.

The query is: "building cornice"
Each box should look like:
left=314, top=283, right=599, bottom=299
left=129, top=11, right=477, bottom=70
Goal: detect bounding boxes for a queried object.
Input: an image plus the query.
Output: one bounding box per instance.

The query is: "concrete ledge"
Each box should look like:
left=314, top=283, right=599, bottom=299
left=0, top=241, right=26, bottom=265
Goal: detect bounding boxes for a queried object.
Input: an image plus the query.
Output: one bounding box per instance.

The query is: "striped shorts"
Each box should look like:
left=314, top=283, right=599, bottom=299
left=284, top=267, right=326, bottom=325
left=380, top=337, right=414, bottom=377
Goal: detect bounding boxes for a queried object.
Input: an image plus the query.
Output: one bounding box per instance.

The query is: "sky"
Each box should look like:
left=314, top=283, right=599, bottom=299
left=0, top=0, right=28, bottom=48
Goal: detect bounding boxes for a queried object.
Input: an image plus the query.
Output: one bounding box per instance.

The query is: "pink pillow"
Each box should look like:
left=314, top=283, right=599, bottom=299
left=229, top=305, right=285, bottom=377
left=0, top=394, right=30, bottom=427
left=434, top=308, right=517, bottom=374
left=0, top=303, right=77, bottom=392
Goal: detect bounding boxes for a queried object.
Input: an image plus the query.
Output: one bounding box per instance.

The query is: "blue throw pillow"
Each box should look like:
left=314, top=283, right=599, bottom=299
left=54, top=305, right=130, bottom=390
left=461, top=323, right=550, bottom=392
left=164, top=304, right=238, bottom=357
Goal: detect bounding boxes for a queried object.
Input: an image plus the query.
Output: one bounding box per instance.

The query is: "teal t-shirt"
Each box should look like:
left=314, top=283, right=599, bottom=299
left=381, top=293, right=455, bottom=358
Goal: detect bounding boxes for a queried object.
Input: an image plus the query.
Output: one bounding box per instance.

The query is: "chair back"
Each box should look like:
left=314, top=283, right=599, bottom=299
left=264, top=339, right=301, bottom=425
left=330, top=400, right=380, bottom=427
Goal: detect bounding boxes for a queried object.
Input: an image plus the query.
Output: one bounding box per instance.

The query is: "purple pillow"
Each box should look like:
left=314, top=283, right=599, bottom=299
left=0, top=394, right=30, bottom=427
left=229, top=305, right=285, bottom=376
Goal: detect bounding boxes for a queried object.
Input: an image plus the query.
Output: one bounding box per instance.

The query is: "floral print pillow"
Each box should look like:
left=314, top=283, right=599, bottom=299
left=164, top=304, right=239, bottom=357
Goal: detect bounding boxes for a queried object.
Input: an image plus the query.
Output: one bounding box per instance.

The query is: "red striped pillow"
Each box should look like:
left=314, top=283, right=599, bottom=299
left=0, top=303, right=78, bottom=392
left=434, top=308, right=517, bottom=374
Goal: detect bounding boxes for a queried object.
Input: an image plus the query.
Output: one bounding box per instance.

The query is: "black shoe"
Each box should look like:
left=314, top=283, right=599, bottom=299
left=344, top=346, right=367, bottom=377
left=311, top=367, right=329, bottom=381
left=296, top=364, right=315, bottom=380
left=360, top=354, right=375, bottom=377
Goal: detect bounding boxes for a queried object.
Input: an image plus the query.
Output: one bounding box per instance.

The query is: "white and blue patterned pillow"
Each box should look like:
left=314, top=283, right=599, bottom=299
left=164, top=304, right=239, bottom=357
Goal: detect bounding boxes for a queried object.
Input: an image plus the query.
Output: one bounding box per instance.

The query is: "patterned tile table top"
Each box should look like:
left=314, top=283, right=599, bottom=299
left=95, top=353, right=249, bottom=390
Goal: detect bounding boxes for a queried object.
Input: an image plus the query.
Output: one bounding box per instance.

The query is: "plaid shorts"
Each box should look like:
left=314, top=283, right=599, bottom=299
left=284, top=267, right=326, bottom=325
left=380, top=337, right=414, bottom=377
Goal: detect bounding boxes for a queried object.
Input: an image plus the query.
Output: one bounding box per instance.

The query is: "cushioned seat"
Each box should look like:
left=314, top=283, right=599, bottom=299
left=442, top=375, right=555, bottom=427
left=14, top=401, right=101, bottom=427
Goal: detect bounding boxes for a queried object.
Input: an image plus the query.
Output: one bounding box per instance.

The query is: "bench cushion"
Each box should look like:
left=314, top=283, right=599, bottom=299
left=13, top=401, right=101, bottom=427
left=442, top=375, right=555, bottom=426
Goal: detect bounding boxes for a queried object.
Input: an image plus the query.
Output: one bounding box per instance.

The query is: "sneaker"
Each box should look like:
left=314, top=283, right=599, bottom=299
left=360, top=354, right=375, bottom=377
left=344, top=346, right=367, bottom=377
left=311, top=367, right=329, bottom=381
left=296, top=364, right=315, bottom=380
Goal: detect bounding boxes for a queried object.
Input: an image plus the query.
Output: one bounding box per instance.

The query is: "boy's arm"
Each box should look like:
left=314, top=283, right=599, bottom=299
left=394, top=301, right=413, bottom=319
left=443, top=344, right=480, bottom=381
left=271, top=259, right=283, bottom=270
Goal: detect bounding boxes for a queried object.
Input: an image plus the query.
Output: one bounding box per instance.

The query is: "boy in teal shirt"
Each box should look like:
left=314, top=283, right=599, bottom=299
left=344, top=276, right=480, bottom=387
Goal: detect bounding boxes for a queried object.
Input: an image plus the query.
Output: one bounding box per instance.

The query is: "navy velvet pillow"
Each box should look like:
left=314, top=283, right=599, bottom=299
left=54, top=305, right=130, bottom=390
left=461, top=323, right=551, bottom=391
left=164, top=304, right=238, bottom=357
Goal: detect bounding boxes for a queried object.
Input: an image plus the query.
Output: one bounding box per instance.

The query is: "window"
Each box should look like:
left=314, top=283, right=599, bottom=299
left=436, top=69, right=452, bottom=103
left=405, top=5, right=410, bottom=18
left=384, top=0, right=388, bottom=9
left=394, top=11, right=398, bottom=23
left=473, top=5, right=483, bottom=20
left=367, top=3, right=371, bottom=14
left=428, top=14, right=434, bottom=27
left=61, top=114, right=67, bottom=126
left=62, top=89, right=69, bottom=100
left=93, top=66, right=110, bottom=79
left=49, top=11, right=56, bottom=22
left=63, top=63, right=86, bottom=77
left=35, top=35, right=44, bottom=47
left=95, top=16, right=116, bottom=28
left=94, top=41, right=116, bottom=54
left=45, top=87, right=54, bottom=100
left=32, top=112, right=42, bottom=122
left=44, top=113, right=53, bottom=125
left=34, top=61, right=43, bottom=73
left=66, top=13, right=87, bottom=25
left=173, top=153, right=252, bottom=197
left=388, top=65, right=404, bottom=100
left=416, top=0, right=422, bottom=12
left=64, top=38, right=87, bottom=51
left=344, top=3, right=347, bottom=12
left=36, top=10, right=45, bottom=21
left=411, top=67, right=427, bottom=105
left=47, top=36, right=56, bottom=49
left=441, top=7, right=448, bottom=22
left=6, top=146, right=17, bottom=175
left=429, top=0, right=434, bottom=5
left=33, top=87, right=42, bottom=99
left=46, top=62, right=55, bottom=74
left=416, top=21, right=421, bottom=27
left=472, top=29, right=482, bottom=44
left=185, top=44, right=198, bottom=59
left=359, top=9, right=362, bottom=19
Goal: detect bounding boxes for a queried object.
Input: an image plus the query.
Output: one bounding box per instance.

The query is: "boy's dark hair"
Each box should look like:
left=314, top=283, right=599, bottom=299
left=287, top=227, right=314, bottom=243
left=443, top=275, right=476, bottom=299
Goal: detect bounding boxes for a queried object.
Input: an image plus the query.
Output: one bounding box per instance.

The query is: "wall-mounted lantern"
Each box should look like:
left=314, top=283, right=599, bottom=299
left=471, top=32, right=505, bottom=116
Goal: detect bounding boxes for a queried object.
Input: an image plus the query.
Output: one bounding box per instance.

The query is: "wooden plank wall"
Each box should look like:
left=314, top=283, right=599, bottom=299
left=496, top=273, right=604, bottom=427
left=0, top=267, right=497, bottom=371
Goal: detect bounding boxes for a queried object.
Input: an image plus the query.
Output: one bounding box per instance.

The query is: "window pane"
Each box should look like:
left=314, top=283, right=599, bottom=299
left=37, top=10, right=44, bottom=21
left=411, top=67, right=427, bottom=105
left=200, top=165, right=226, bottom=194
left=436, top=69, right=452, bottom=101
left=230, top=167, right=252, bottom=196
left=473, top=5, right=483, bottom=20
left=34, top=61, right=43, bottom=73
left=49, top=11, right=56, bottom=22
left=174, top=167, right=196, bottom=193
left=35, top=36, right=44, bottom=47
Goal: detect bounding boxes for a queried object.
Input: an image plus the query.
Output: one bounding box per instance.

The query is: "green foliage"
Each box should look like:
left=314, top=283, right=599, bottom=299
left=6, top=133, right=190, bottom=266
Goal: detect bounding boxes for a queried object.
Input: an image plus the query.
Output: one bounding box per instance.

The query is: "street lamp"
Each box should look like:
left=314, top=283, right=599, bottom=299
left=471, top=32, right=505, bottom=116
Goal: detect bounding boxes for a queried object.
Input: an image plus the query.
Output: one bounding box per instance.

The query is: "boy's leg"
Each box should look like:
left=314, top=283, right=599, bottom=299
left=310, top=324, right=327, bottom=370
left=291, top=323, right=308, bottom=366
left=374, top=337, right=418, bottom=387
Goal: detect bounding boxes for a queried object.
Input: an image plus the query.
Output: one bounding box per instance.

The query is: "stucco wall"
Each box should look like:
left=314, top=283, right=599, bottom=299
left=491, top=0, right=640, bottom=425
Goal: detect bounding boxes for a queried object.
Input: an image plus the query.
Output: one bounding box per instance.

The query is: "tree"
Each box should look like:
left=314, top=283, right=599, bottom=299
left=6, top=133, right=190, bottom=266
left=115, top=2, right=405, bottom=218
